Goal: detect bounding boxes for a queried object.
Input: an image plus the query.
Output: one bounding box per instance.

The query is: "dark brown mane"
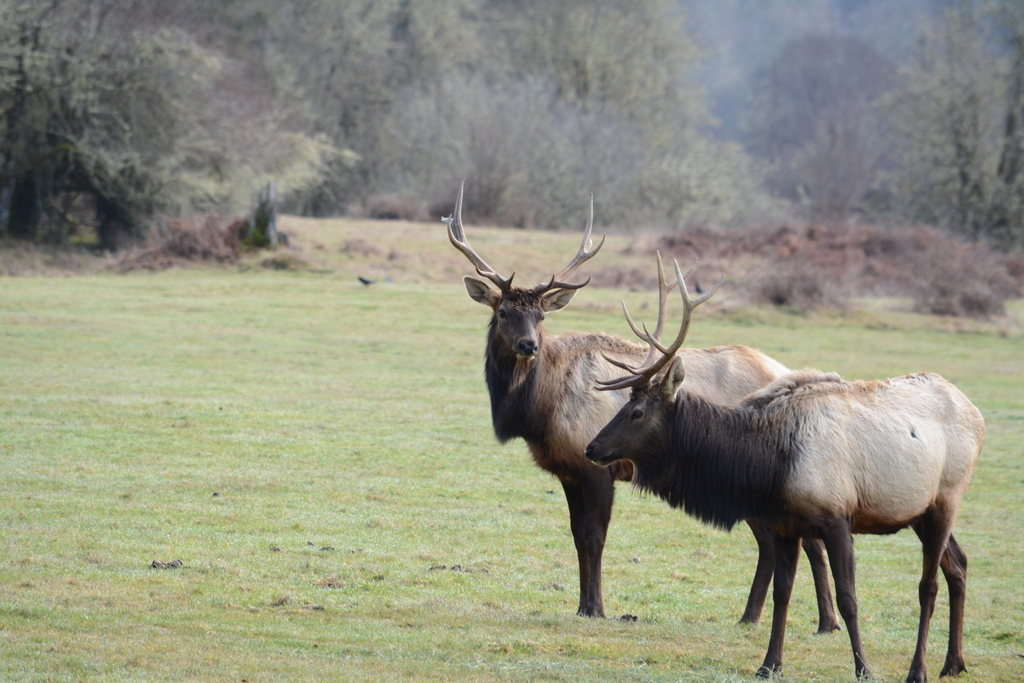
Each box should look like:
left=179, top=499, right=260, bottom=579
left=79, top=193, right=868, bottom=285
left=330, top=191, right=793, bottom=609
left=633, top=389, right=796, bottom=530
left=484, top=314, right=547, bottom=444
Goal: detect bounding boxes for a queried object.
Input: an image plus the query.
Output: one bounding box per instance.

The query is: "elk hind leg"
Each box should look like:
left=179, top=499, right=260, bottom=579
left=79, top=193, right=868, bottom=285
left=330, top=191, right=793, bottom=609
left=939, top=534, right=968, bottom=677
left=821, top=518, right=872, bottom=680
left=757, top=533, right=800, bottom=679
left=907, top=507, right=957, bottom=683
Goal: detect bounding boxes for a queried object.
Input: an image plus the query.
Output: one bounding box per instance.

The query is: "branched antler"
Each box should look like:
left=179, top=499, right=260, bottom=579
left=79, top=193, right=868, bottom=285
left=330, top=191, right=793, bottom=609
left=446, top=182, right=606, bottom=295
left=534, top=194, right=606, bottom=294
left=597, top=255, right=723, bottom=392
left=445, top=180, right=515, bottom=291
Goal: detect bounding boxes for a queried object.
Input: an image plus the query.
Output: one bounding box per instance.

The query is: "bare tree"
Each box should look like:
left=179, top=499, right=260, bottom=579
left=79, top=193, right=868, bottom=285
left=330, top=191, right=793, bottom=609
left=883, top=1, right=1024, bottom=248
left=745, top=33, right=895, bottom=220
left=990, top=1, right=1024, bottom=247
left=1, top=0, right=782, bottom=242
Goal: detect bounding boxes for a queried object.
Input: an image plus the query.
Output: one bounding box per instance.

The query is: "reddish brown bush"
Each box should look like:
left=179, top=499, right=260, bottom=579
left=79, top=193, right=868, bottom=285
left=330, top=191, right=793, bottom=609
left=113, top=215, right=242, bottom=271
left=910, top=241, right=1018, bottom=318
left=1004, top=254, right=1024, bottom=293
left=751, top=260, right=852, bottom=310
left=622, top=222, right=1022, bottom=317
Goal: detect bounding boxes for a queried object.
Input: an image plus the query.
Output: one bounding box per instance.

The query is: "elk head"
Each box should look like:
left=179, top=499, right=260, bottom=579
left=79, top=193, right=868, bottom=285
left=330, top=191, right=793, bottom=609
left=585, top=256, right=722, bottom=465
left=446, top=181, right=605, bottom=360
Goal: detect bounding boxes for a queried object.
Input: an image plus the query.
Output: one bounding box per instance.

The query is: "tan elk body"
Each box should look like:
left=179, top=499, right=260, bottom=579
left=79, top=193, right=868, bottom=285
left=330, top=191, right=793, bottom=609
left=585, top=259, right=985, bottom=682
left=773, top=373, right=981, bottom=534
left=448, top=182, right=838, bottom=629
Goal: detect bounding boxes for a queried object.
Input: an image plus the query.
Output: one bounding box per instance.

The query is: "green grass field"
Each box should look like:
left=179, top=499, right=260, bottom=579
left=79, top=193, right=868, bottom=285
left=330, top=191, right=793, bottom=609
left=2, top=218, right=1023, bottom=682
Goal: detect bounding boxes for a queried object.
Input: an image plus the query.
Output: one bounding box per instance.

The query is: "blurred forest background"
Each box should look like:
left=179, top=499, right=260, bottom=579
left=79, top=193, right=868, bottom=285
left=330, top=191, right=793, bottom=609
left=2, top=0, right=1024, bottom=253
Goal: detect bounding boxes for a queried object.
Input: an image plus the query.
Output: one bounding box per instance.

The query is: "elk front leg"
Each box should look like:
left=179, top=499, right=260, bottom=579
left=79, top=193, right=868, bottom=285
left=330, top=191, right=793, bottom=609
left=561, top=480, right=592, bottom=616
left=757, top=533, right=800, bottom=679
left=740, top=519, right=775, bottom=625
left=561, top=475, right=613, bottom=618
left=803, top=535, right=841, bottom=634
left=821, top=518, right=872, bottom=680
left=583, top=468, right=616, bottom=618
left=742, top=522, right=839, bottom=634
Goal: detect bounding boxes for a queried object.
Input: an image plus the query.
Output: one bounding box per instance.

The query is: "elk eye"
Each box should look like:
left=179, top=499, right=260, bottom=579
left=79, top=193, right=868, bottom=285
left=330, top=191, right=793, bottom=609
left=630, top=408, right=644, bottom=421
left=539, top=313, right=546, bottom=321
left=497, top=309, right=507, bottom=319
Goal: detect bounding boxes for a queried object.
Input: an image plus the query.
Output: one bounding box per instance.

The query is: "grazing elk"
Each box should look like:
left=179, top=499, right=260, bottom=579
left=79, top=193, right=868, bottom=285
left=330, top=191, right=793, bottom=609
left=446, top=182, right=838, bottom=631
left=585, top=258, right=985, bottom=682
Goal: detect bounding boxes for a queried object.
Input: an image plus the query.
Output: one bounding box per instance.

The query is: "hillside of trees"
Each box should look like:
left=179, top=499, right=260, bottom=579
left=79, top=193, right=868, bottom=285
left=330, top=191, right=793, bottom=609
left=2, top=0, right=1023, bottom=251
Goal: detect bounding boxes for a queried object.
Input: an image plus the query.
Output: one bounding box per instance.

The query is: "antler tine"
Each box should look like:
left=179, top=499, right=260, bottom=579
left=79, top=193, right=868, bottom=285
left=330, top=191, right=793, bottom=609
left=445, top=180, right=514, bottom=291
left=651, top=258, right=724, bottom=360
left=535, top=194, right=606, bottom=292
left=594, top=371, right=650, bottom=392
left=618, top=299, right=650, bottom=342
left=595, top=342, right=652, bottom=391
left=595, top=256, right=723, bottom=392
left=535, top=273, right=592, bottom=293
left=599, top=350, right=646, bottom=374
left=650, top=251, right=688, bottom=341
left=593, top=295, right=669, bottom=392
left=616, top=253, right=687, bottom=372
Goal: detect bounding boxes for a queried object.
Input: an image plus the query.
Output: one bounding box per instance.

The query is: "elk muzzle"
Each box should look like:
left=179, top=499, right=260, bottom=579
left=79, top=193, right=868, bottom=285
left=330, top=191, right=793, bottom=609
left=584, top=443, right=617, bottom=466
left=516, top=338, right=538, bottom=359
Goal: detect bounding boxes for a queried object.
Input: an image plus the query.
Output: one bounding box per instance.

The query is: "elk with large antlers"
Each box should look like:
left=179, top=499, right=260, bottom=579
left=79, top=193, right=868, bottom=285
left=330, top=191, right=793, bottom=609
left=447, top=182, right=838, bottom=629
left=585, top=259, right=985, bottom=682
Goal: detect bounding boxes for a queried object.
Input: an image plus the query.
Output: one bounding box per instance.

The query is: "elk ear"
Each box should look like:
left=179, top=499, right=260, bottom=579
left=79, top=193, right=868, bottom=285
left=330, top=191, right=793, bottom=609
left=464, top=276, right=500, bottom=307
left=661, top=357, right=686, bottom=400
left=541, top=288, right=577, bottom=312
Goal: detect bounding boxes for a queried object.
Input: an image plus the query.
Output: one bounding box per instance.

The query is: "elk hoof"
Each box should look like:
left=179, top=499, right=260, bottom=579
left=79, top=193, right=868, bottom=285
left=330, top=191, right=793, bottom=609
left=904, top=667, right=926, bottom=683
left=939, top=658, right=966, bottom=677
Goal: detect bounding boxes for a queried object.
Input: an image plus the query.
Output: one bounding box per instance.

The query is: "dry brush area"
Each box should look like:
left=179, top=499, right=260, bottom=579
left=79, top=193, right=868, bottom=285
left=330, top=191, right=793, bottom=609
left=153, top=215, right=1024, bottom=320
left=4, top=212, right=1024, bottom=328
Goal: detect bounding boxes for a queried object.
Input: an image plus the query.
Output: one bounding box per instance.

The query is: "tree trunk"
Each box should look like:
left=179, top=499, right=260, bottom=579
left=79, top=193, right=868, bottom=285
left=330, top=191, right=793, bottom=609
left=266, top=180, right=278, bottom=248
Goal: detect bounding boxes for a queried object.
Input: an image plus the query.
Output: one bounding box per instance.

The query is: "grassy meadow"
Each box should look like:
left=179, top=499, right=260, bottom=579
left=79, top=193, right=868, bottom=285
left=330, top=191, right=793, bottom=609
left=1, top=217, right=1023, bottom=682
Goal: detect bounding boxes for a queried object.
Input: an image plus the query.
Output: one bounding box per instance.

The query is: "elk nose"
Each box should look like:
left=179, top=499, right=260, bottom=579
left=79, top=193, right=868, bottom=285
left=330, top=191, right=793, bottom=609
left=584, top=446, right=594, bottom=459
left=517, top=339, right=538, bottom=356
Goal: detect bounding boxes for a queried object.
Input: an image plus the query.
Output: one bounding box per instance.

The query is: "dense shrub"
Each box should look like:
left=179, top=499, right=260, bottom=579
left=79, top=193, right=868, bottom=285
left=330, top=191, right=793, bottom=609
left=752, top=261, right=852, bottom=310
left=615, top=222, right=1023, bottom=317
left=910, top=241, right=1019, bottom=318
left=113, top=215, right=242, bottom=271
